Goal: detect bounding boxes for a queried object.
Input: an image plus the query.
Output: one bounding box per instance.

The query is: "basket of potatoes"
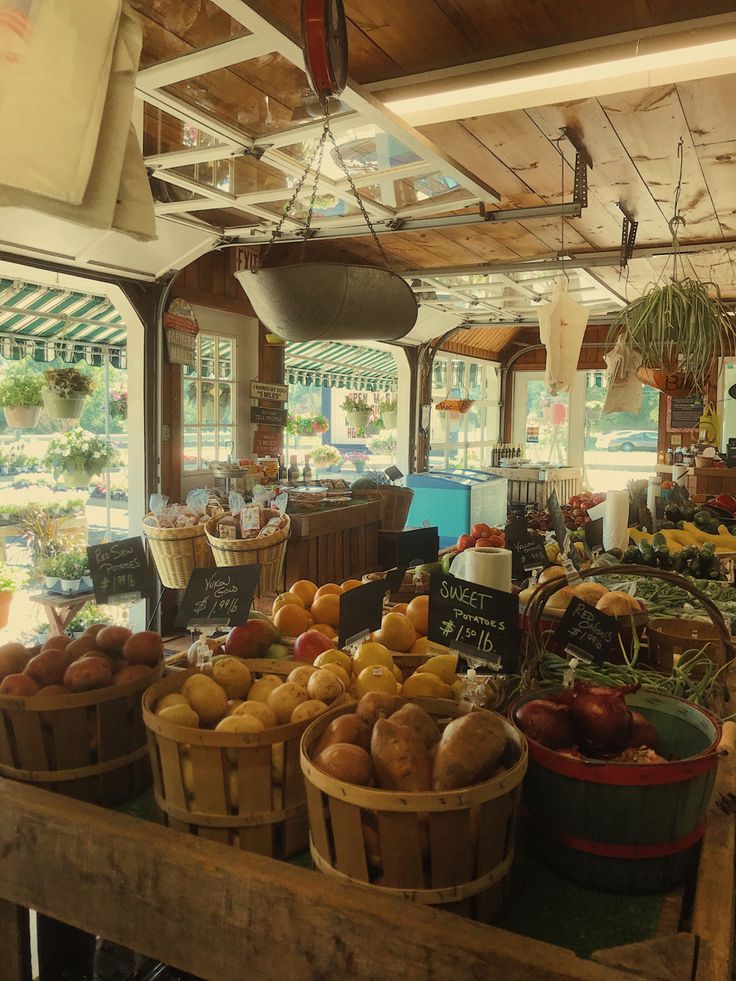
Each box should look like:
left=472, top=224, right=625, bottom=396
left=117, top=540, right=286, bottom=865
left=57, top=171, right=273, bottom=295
left=0, top=626, right=165, bottom=805
left=301, top=693, right=527, bottom=923
left=142, top=657, right=353, bottom=859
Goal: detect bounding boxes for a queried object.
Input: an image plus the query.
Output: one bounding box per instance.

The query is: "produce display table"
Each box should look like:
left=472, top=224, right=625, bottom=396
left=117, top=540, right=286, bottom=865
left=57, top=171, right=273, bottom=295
left=482, top=466, right=582, bottom=508
left=693, top=466, right=736, bottom=498
left=29, top=591, right=94, bottom=636
left=285, top=499, right=381, bottom=587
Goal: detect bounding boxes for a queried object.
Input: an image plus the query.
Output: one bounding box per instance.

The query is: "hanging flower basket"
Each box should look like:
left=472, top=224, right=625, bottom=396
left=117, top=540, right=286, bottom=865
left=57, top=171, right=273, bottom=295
left=42, top=367, right=93, bottom=421
left=380, top=410, right=397, bottom=429
left=3, top=405, right=40, bottom=429
left=435, top=398, right=474, bottom=414
left=635, top=367, right=693, bottom=398
left=62, top=469, right=93, bottom=489
left=346, top=408, right=372, bottom=430
left=42, top=391, right=86, bottom=421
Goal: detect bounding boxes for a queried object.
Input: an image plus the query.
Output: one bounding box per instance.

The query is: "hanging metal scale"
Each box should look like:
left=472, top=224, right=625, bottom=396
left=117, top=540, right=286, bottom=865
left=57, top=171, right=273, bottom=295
left=302, top=0, right=348, bottom=100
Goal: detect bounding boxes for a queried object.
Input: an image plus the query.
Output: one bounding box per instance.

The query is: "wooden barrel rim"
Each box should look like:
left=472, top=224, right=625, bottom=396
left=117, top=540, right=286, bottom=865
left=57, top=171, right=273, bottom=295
left=300, top=700, right=528, bottom=812
left=0, top=745, right=148, bottom=782
left=0, top=661, right=164, bottom=711
left=154, top=790, right=304, bottom=828
left=310, top=841, right=515, bottom=903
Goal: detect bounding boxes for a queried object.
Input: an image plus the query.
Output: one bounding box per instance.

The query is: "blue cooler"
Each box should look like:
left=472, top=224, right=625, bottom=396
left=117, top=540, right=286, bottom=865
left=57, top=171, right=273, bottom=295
left=405, top=470, right=508, bottom=547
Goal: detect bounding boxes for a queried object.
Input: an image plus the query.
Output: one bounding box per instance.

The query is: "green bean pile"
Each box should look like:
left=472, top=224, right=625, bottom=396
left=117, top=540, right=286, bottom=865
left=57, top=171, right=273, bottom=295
left=599, top=575, right=736, bottom=622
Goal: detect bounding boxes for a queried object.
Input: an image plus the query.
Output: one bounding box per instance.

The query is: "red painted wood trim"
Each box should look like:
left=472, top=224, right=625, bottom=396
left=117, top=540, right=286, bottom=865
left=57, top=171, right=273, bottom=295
left=526, top=812, right=706, bottom=859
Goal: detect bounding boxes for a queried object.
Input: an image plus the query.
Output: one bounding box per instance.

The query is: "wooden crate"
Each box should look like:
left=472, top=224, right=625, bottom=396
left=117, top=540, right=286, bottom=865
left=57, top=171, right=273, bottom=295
left=285, top=500, right=381, bottom=587
left=301, top=698, right=527, bottom=923
left=0, top=663, right=163, bottom=806
left=143, top=660, right=311, bottom=858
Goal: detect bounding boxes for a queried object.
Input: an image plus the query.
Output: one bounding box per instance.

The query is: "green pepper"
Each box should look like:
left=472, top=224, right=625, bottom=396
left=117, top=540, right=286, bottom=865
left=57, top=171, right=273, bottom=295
left=638, top=541, right=655, bottom=565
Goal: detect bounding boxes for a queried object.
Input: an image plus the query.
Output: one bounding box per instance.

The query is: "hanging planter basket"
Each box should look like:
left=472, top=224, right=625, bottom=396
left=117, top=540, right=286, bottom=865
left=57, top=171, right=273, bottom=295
left=380, top=410, right=397, bottom=429
left=3, top=405, right=40, bottom=428
left=236, top=264, right=417, bottom=343
left=435, top=398, right=474, bottom=414
left=62, top=468, right=93, bottom=489
left=42, top=390, right=86, bottom=421
left=345, top=408, right=372, bottom=430
left=635, top=366, right=693, bottom=398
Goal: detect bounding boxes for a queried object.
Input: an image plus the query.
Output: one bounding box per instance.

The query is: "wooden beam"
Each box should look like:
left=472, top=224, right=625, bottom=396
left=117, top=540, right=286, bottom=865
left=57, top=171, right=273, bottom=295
left=0, top=779, right=630, bottom=981
left=0, top=901, right=31, bottom=981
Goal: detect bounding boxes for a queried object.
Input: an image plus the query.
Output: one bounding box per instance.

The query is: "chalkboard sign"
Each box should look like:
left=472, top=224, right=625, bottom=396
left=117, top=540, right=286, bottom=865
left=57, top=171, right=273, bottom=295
left=385, top=567, right=407, bottom=594
left=250, top=405, right=288, bottom=427
left=384, top=466, right=404, bottom=482
left=396, top=527, right=439, bottom=568
left=667, top=395, right=703, bottom=433
left=427, top=572, right=520, bottom=672
left=584, top=517, right=604, bottom=552
left=339, top=578, right=386, bottom=646
left=87, top=537, right=152, bottom=604
left=547, top=490, right=568, bottom=548
left=553, top=597, right=619, bottom=665
left=175, top=566, right=260, bottom=628
left=505, top=517, right=547, bottom=579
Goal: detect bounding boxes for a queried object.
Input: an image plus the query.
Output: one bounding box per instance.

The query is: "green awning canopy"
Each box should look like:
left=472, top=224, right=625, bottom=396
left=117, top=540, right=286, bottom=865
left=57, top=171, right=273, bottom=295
left=285, top=340, right=398, bottom=392
left=0, top=279, right=126, bottom=367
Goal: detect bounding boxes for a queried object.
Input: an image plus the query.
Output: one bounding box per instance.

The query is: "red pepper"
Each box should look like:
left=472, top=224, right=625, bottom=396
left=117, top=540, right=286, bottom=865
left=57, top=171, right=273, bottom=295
left=713, top=494, right=736, bottom=512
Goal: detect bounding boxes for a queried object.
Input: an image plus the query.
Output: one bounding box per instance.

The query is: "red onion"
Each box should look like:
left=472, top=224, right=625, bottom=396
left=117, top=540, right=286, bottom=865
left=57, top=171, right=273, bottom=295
left=626, top=710, right=659, bottom=751
left=516, top=699, right=574, bottom=749
left=570, top=685, right=636, bottom=753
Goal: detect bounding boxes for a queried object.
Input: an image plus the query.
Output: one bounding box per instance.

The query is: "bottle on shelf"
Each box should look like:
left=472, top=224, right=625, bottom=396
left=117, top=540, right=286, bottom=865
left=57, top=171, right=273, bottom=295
left=287, top=454, right=300, bottom=485
left=302, top=455, right=312, bottom=483
left=278, top=455, right=288, bottom=482
left=665, top=447, right=674, bottom=466
left=674, top=446, right=684, bottom=465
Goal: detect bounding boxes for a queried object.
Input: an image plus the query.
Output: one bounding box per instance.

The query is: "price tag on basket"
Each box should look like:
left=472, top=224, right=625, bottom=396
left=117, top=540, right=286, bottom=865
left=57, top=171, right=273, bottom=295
left=395, top=527, right=439, bottom=567
left=584, top=517, right=604, bottom=553
left=384, top=566, right=407, bottom=596
left=427, top=572, right=520, bottom=672
left=175, top=566, right=260, bottom=629
left=87, top=537, right=153, bottom=605
left=505, top=518, right=547, bottom=579
left=339, top=578, right=385, bottom=647
left=552, top=597, right=619, bottom=666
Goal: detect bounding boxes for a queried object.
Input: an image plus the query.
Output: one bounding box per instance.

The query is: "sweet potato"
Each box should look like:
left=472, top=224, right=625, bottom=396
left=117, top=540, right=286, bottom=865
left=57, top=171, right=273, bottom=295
left=314, top=743, right=374, bottom=786
left=313, top=714, right=371, bottom=756
left=356, top=692, right=401, bottom=727
left=370, top=717, right=432, bottom=791
left=390, top=702, right=441, bottom=748
left=432, top=711, right=506, bottom=791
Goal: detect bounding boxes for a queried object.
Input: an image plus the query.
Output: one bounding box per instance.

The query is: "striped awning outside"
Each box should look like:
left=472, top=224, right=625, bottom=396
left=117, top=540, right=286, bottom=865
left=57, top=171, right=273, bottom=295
left=285, top=340, right=397, bottom=392
left=0, top=279, right=126, bottom=366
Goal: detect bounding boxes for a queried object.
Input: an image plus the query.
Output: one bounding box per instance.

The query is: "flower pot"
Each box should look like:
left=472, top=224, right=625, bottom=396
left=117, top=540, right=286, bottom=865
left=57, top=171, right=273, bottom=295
left=3, top=405, right=40, bottom=428
left=635, top=367, right=693, bottom=398
left=42, top=390, right=86, bottom=420
left=44, top=576, right=59, bottom=591
left=82, top=575, right=93, bottom=590
left=380, top=410, right=397, bottom=429
left=354, top=460, right=366, bottom=473
left=346, top=409, right=372, bottom=430
left=59, top=578, right=81, bottom=594
left=62, top=469, right=93, bottom=489
left=0, top=589, right=13, bottom=628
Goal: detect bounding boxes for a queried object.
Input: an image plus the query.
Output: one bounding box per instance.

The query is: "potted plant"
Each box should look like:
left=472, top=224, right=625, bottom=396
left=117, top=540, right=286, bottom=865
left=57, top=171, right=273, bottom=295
left=613, top=278, right=736, bottom=396
left=52, top=551, right=87, bottom=594
left=0, top=370, right=44, bottom=428
left=109, top=388, right=128, bottom=422
left=378, top=395, right=397, bottom=430
left=42, top=367, right=94, bottom=420
left=341, top=395, right=372, bottom=433
left=43, top=428, right=117, bottom=488
left=344, top=450, right=369, bottom=473
left=0, top=563, right=20, bottom=627
left=311, top=413, right=329, bottom=434
left=311, top=444, right=341, bottom=471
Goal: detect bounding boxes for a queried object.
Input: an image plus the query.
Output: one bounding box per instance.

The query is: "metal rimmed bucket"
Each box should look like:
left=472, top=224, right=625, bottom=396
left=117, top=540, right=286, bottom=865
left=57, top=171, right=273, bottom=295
left=235, top=263, right=418, bottom=342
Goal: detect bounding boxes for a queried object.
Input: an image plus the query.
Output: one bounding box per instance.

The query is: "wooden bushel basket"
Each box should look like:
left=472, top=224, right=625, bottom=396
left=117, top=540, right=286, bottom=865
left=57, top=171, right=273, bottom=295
left=0, top=662, right=163, bottom=806
left=143, top=661, right=310, bottom=858
left=301, top=698, right=527, bottom=923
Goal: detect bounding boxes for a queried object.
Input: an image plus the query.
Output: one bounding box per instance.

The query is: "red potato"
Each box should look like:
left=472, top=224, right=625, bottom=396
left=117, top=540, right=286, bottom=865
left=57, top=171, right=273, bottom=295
left=0, top=674, right=39, bottom=697
left=24, top=649, right=73, bottom=687
left=63, top=656, right=113, bottom=693
left=114, top=664, right=153, bottom=685
left=123, top=631, right=164, bottom=666
left=95, top=625, right=132, bottom=654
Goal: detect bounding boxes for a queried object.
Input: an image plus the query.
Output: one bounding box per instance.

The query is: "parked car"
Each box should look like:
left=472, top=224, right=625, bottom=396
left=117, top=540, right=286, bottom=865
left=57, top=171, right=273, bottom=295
left=596, top=430, right=658, bottom=452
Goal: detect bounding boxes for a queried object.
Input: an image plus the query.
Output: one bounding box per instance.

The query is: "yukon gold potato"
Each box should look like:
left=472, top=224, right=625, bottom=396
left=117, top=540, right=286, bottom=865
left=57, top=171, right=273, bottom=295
left=184, top=675, right=228, bottom=725
left=287, top=664, right=318, bottom=687
left=319, top=662, right=351, bottom=689
left=314, top=743, right=374, bottom=786
left=267, top=681, right=309, bottom=724
left=291, top=699, right=328, bottom=724
left=215, top=714, right=264, bottom=734
left=391, top=702, right=441, bottom=748
left=212, top=657, right=252, bottom=699
left=314, top=714, right=371, bottom=756
left=247, top=675, right=283, bottom=704
left=227, top=698, right=244, bottom=715
left=371, top=717, right=432, bottom=791
left=158, top=704, right=200, bottom=728
left=307, top=668, right=344, bottom=704
left=233, top=700, right=278, bottom=728
left=432, top=712, right=506, bottom=791
left=156, top=693, right=189, bottom=714
left=313, top=649, right=352, bottom=673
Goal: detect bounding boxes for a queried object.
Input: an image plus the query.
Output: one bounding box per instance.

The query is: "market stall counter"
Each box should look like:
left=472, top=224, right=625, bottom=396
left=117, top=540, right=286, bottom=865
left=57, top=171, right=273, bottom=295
left=285, top=498, right=382, bottom=587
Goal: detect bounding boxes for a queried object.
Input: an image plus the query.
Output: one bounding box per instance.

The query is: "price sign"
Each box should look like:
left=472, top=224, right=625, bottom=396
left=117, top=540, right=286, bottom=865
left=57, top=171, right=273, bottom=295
left=505, top=517, right=547, bottom=578
left=553, top=597, right=619, bottom=665
left=339, top=579, right=385, bottom=647
left=175, top=566, right=260, bottom=629
left=384, top=567, right=407, bottom=595
left=547, top=490, right=568, bottom=549
left=384, top=466, right=404, bottom=482
left=87, top=537, right=152, bottom=605
left=395, top=527, right=439, bottom=568
left=584, top=517, right=604, bottom=552
left=427, top=572, right=520, bottom=672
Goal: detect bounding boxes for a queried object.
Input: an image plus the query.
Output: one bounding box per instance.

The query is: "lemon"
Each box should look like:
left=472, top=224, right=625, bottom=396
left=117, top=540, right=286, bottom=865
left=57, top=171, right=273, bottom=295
left=353, top=641, right=394, bottom=674
left=355, top=664, right=399, bottom=699
left=401, top=673, right=451, bottom=699
left=416, top=653, right=459, bottom=685
left=313, top=648, right=352, bottom=673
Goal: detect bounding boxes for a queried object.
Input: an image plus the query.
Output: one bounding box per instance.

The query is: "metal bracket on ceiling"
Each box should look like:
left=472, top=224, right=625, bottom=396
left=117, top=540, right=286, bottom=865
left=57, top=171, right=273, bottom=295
left=617, top=203, right=638, bottom=269
left=384, top=217, right=408, bottom=231
left=242, top=145, right=268, bottom=160
left=559, top=128, right=592, bottom=210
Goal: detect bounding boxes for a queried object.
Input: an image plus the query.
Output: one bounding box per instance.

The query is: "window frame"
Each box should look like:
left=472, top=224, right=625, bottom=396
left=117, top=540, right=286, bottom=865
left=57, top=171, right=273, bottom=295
left=429, top=353, right=501, bottom=470
left=181, top=332, right=237, bottom=474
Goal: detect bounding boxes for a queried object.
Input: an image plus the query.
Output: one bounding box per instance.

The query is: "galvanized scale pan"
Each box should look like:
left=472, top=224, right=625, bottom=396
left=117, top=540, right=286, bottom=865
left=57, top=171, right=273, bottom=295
left=235, top=263, right=418, bottom=342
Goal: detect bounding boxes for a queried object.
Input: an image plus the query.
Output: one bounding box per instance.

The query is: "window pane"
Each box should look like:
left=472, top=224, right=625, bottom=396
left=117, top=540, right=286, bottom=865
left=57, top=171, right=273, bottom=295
left=430, top=405, right=446, bottom=445
left=432, top=359, right=447, bottom=399
left=465, top=404, right=484, bottom=443
left=200, top=426, right=216, bottom=466
left=183, top=380, right=198, bottom=424
left=449, top=360, right=465, bottom=396
left=201, top=382, right=216, bottom=423
left=217, top=427, right=235, bottom=461
left=183, top=361, right=197, bottom=378
left=183, top=430, right=199, bottom=471
left=217, top=383, right=233, bottom=424
left=200, top=336, right=215, bottom=378
left=218, top=339, right=233, bottom=379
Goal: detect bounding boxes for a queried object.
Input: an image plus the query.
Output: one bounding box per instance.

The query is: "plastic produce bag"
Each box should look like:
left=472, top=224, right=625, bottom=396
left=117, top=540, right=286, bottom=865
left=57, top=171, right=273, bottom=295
left=538, top=279, right=589, bottom=394
left=186, top=488, right=209, bottom=511
left=602, top=336, right=642, bottom=415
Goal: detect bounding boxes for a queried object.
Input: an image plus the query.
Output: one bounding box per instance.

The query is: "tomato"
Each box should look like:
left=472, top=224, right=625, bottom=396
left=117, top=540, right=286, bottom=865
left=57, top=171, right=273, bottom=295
left=456, top=534, right=475, bottom=551
left=488, top=534, right=505, bottom=547
left=471, top=523, right=491, bottom=540
left=474, top=538, right=493, bottom=548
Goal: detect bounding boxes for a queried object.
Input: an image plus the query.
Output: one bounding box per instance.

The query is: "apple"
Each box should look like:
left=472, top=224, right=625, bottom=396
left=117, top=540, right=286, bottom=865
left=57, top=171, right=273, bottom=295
left=456, top=534, right=475, bottom=551
left=224, top=619, right=277, bottom=658
left=293, top=630, right=333, bottom=663
left=471, top=522, right=491, bottom=540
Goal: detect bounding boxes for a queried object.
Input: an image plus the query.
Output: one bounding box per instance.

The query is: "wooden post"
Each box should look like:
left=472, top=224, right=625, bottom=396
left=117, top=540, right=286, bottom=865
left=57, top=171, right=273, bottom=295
left=0, top=900, right=32, bottom=981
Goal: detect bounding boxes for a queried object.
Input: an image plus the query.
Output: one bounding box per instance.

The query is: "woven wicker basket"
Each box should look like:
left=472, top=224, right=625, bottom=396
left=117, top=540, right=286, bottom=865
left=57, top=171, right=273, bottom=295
left=205, top=510, right=290, bottom=597
left=352, top=485, right=414, bottom=531
left=143, top=515, right=215, bottom=589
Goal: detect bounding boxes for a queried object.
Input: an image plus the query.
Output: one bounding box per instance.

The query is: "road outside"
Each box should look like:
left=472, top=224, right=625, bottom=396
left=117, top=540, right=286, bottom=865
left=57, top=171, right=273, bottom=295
left=585, top=449, right=657, bottom=492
